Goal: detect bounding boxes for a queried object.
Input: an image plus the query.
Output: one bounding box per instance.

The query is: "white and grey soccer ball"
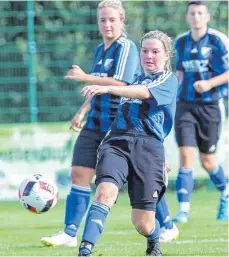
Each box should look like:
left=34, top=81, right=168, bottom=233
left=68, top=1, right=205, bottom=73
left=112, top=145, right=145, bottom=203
left=19, top=174, right=58, bottom=214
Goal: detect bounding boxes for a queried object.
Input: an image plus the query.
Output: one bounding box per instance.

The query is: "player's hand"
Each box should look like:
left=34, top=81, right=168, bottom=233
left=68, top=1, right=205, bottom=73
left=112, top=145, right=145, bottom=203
left=64, top=65, right=88, bottom=82
left=194, top=80, right=212, bottom=93
left=81, top=85, right=109, bottom=99
left=70, top=112, right=85, bottom=131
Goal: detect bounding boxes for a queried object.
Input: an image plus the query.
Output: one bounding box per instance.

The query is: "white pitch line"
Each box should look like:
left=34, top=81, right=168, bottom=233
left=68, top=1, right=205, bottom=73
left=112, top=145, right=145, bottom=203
left=170, top=238, right=228, bottom=244
left=103, top=229, right=136, bottom=235
left=98, top=238, right=228, bottom=246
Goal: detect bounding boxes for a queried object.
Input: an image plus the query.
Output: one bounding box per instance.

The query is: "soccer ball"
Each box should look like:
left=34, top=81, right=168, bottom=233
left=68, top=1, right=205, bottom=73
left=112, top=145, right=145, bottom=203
left=19, top=174, right=58, bottom=214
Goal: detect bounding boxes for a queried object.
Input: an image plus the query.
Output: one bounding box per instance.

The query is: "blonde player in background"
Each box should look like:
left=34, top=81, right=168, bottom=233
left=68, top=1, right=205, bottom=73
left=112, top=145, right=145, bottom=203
left=41, top=0, right=140, bottom=247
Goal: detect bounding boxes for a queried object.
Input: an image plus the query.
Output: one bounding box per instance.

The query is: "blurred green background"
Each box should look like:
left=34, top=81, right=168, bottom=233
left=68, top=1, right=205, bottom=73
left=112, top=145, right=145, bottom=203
left=0, top=1, right=228, bottom=196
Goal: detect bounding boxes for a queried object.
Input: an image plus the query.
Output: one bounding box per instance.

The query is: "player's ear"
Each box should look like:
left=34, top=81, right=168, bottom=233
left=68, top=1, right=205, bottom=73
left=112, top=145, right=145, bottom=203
left=165, top=52, right=170, bottom=61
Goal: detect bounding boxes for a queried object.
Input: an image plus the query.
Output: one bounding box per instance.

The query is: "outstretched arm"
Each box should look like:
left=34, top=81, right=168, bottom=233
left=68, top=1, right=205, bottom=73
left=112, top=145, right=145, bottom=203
left=81, top=73, right=178, bottom=106
left=81, top=85, right=151, bottom=99
left=65, top=65, right=128, bottom=86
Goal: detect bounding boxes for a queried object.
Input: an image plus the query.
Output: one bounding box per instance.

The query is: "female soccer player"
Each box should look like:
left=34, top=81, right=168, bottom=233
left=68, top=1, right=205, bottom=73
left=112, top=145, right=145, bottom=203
left=77, top=30, right=178, bottom=256
left=41, top=0, right=140, bottom=247
left=173, top=1, right=228, bottom=223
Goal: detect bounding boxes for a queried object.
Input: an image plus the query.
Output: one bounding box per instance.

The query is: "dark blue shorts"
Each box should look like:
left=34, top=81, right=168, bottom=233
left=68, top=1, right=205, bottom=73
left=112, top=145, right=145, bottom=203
left=72, top=129, right=106, bottom=168
left=95, top=133, right=166, bottom=210
left=175, top=101, right=223, bottom=154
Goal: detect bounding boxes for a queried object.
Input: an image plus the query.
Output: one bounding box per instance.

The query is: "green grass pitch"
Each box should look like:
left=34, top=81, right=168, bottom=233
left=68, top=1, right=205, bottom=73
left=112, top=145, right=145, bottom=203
left=0, top=189, right=228, bottom=256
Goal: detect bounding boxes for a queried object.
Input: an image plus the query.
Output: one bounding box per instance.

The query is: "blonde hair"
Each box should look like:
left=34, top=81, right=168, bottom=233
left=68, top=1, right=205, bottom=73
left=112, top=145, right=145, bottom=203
left=140, top=30, right=174, bottom=71
left=97, top=0, right=126, bottom=35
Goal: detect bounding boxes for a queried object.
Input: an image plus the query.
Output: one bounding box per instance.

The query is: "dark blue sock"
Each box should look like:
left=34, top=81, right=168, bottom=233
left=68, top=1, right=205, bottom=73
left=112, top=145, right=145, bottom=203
left=156, top=194, right=173, bottom=229
left=81, top=201, right=110, bottom=250
left=64, top=185, right=91, bottom=237
left=146, top=219, right=160, bottom=242
left=209, top=165, right=226, bottom=192
left=176, top=167, right=194, bottom=203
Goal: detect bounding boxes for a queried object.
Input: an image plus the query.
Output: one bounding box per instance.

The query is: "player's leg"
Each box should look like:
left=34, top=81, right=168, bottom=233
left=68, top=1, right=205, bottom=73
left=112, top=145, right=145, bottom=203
left=198, top=102, right=228, bottom=220
left=41, top=130, right=104, bottom=247
left=65, top=166, right=94, bottom=234
left=173, top=146, right=196, bottom=223
left=130, top=136, right=165, bottom=255
left=200, top=152, right=228, bottom=220
left=173, top=102, right=196, bottom=223
left=41, top=165, right=94, bottom=247
left=132, top=209, right=161, bottom=256
left=156, top=194, right=179, bottom=243
left=78, top=182, right=119, bottom=256
left=78, top=136, right=129, bottom=256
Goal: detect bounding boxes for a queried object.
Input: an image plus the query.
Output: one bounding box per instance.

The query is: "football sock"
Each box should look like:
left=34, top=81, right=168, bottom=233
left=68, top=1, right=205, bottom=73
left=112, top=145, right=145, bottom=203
left=156, top=194, right=173, bottom=229
left=146, top=219, right=160, bottom=242
left=209, top=165, right=227, bottom=197
left=81, top=201, right=110, bottom=246
left=176, top=167, right=194, bottom=212
left=64, top=185, right=91, bottom=237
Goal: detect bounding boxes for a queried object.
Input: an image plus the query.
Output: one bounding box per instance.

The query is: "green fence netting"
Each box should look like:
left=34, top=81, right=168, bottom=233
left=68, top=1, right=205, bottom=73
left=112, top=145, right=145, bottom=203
left=0, top=1, right=228, bottom=123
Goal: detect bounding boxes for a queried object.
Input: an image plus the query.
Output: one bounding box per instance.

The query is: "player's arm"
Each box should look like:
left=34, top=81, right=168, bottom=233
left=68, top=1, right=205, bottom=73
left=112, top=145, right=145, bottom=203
left=65, top=41, right=139, bottom=87
left=194, top=34, right=229, bottom=93
left=65, top=65, right=128, bottom=86
left=208, top=70, right=228, bottom=88
left=70, top=98, right=91, bottom=130
left=194, top=71, right=228, bottom=93
left=85, top=74, right=128, bottom=86
left=82, top=85, right=151, bottom=99
left=81, top=73, right=178, bottom=105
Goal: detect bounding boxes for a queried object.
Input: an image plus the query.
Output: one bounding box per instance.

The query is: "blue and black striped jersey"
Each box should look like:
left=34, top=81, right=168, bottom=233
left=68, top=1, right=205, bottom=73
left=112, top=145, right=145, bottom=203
left=109, top=71, right=178, bottom=141
left=175, top=28, right=229, bottom=102
left=85, top=36, right=141, bottom=132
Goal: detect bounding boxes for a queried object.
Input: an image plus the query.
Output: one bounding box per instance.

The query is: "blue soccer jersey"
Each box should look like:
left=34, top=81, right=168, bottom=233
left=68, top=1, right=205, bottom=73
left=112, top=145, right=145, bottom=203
left=85, top=36, right=141, bottom=132
left=109, top=71, right=178, bottom=141
left=175, top=28, right=229, bottom=102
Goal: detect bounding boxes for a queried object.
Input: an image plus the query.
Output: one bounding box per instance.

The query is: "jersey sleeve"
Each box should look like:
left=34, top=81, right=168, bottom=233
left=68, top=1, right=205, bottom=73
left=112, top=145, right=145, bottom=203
left=212, top=34, right=229, bottom=73
left=174, top=37, right=184, bottom=72
left=147, top=72, right=178, bottom=106
left=113, top=40, right=141, bottom=84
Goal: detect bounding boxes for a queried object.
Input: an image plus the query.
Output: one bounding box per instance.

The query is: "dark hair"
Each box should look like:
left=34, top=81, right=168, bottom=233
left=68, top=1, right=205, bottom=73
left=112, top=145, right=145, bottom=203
left=187, top=1, right=209, bottom=12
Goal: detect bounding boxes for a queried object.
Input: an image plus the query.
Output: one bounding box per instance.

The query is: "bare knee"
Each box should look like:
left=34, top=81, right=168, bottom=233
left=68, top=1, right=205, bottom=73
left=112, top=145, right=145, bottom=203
left=180, top=147, right=196, bottom=168
left=71, top=166, right=95, bottom=186
left=133, top=220, right=155, bottom=236
left=95, top=182, right=119, bottom=208
left=132, top=209, right=155, bottom=236
left=200, top=153, right=217, bottom=171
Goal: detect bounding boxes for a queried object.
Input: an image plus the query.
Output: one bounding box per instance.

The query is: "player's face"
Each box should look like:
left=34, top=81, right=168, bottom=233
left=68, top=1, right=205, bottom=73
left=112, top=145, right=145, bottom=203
left=141, top=38, right=168, bottom=74
left=98, top=7, right=123, bottom=42
left=186, top=4, right=210, bottom=30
